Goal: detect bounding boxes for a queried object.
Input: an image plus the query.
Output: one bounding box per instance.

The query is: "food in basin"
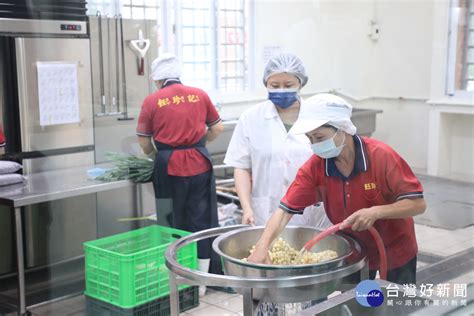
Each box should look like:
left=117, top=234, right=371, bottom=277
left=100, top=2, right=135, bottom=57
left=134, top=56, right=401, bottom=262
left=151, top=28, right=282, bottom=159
left=242, top=238, right=338, bottom=265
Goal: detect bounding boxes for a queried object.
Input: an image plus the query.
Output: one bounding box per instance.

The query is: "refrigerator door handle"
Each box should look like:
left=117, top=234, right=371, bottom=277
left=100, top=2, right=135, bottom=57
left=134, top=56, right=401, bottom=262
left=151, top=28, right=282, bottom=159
left=14, top=38, right=31, bottom=152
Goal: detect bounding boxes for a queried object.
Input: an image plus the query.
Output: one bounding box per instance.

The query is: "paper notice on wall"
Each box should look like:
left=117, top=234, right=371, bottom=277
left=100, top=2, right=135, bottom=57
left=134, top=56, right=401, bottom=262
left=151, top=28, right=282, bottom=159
left=263, top=46, right=282, bottom=64
left=37, top=62, right=80, bottom=126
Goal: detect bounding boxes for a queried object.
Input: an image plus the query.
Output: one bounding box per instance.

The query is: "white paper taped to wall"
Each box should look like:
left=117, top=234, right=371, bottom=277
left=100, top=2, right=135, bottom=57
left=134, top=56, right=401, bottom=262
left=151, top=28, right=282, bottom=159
left=37, top=62, right=80, bottom=126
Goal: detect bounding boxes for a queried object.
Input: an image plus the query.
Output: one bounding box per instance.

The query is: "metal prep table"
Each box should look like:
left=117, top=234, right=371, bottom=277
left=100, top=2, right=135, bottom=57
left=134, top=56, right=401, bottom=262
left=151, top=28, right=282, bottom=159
left=0, top=165, right=142, bottom=316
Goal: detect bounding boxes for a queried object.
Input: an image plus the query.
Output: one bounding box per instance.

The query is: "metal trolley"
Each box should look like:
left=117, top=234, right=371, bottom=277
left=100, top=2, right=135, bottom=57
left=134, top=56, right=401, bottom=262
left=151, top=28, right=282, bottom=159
left=165, top=225, right=369, bottom=316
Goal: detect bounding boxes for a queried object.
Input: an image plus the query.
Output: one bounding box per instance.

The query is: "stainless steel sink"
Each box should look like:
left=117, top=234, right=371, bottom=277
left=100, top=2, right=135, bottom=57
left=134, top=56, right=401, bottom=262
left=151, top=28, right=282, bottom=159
left=207, top=119, right=238, bottom=158
left=208, top=120, right=238, bottom=178
left=352, top=108, right=383, bottom=137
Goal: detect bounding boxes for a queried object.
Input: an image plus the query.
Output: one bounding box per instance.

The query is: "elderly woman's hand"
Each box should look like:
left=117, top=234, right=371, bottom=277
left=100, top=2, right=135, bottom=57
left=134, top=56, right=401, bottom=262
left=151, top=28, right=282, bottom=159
left=339, top=207, right=381, bottom=231
left=247, top=246, right=272, bottom=264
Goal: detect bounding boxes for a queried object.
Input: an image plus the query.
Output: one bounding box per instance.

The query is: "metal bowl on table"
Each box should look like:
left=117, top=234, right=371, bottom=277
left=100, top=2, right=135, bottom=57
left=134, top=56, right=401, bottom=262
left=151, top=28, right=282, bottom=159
left=212, top=225, right=357, bottom=303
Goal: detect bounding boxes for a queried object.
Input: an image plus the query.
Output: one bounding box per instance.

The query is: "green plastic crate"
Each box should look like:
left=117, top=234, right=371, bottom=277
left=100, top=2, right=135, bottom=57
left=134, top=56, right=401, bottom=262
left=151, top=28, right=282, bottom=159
left=86, top=286, right=199, bottom=316
left=84, top=225, right=197, bottom=309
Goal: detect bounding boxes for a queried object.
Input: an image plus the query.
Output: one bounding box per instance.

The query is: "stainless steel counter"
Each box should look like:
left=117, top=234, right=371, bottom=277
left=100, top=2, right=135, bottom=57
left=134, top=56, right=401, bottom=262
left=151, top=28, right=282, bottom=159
left=0, top=164, right=139, bottom=316
left=299, top=279, right=433, bottom=315
left=0, top=165, right=134, bottom=208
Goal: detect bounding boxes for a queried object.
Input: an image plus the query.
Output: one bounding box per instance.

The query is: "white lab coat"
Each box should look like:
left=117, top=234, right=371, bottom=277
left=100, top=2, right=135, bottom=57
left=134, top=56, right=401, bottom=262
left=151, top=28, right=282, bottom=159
left=224, top=100, right=332, bottom=228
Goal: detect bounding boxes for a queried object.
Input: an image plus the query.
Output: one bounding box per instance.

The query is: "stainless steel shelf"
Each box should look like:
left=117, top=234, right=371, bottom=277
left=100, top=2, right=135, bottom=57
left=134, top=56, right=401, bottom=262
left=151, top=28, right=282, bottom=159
left=0, top=164, right=134, bottom=208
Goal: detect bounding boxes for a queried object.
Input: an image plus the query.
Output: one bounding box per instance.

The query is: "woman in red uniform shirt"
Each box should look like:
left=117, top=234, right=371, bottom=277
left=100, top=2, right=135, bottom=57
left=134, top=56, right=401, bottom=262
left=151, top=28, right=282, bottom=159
left=137, top=53, right=223, bottom=296
left=247, top=93, right=426, bottom=285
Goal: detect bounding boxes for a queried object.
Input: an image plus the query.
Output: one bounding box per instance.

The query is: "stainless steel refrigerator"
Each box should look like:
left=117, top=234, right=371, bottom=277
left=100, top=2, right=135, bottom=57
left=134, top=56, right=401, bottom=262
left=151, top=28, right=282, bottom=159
left=0, top=19, right=96, bottom=274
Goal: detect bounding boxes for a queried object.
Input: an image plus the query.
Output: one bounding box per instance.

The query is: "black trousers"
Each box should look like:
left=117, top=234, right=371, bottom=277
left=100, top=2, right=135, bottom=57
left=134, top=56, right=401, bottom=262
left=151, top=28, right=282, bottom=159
left=369, top=255, right=417, bottom=284
left=168, top=169, right=213, bottom=259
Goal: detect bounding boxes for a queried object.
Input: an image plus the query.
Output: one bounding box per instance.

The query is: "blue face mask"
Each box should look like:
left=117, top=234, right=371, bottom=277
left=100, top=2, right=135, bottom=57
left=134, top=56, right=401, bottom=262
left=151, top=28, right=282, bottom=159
left=268, top=89, right=299, bottom=109
left=311, top=130, right=346, bottom=159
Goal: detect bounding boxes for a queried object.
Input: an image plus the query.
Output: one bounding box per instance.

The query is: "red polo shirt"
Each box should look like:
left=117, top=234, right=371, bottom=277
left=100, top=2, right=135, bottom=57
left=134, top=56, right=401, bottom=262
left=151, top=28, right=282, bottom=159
left=280, top=135, right=423, bottom=270
left=137, top=81, right=221, bottom=176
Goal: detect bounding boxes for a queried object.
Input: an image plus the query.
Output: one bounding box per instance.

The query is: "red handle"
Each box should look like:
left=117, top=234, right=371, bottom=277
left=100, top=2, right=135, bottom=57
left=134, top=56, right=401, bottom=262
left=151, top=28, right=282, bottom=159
left=303, top=223, right=387, bottom=280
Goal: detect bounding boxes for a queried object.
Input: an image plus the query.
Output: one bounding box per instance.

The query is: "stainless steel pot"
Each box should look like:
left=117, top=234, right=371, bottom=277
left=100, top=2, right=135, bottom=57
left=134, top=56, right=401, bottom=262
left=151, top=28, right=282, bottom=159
left=212, top=225, right=358, bottom=303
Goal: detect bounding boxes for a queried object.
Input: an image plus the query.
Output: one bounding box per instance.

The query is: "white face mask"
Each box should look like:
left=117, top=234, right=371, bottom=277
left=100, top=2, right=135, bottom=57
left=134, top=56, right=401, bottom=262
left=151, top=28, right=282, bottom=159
left=311, top=130, right=346, bottom=159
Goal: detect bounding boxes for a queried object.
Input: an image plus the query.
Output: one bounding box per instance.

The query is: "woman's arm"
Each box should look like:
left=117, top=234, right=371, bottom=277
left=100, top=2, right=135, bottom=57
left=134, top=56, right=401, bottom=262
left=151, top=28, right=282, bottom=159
left=206, top=121, right=224, bottom=142
left=247, top=208, right=293, bottom=263
left=339, top=198, right=426, bottom=231
left=234, top=168, right=255, bottom=225
left=138, top=136, right=156, bottom=157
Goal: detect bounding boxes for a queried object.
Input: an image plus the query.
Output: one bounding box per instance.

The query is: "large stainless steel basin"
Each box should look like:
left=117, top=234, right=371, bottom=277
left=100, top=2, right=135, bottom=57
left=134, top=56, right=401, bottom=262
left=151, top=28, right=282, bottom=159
left=212, top=226, right=357, bottom=303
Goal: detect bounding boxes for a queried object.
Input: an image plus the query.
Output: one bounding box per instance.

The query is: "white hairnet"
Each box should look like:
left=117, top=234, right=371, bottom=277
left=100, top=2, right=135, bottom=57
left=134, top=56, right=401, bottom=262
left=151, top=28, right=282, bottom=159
left=291, top=93, right=357, bottom=135
left=263, top=53, right=308, bottom=87
left=150, top=53, right=182, bottom=81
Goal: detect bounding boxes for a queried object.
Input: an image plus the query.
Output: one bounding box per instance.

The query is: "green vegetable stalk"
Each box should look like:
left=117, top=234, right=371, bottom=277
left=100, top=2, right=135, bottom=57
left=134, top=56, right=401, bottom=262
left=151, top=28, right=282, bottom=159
left=96, top=152, right=154, bottom=183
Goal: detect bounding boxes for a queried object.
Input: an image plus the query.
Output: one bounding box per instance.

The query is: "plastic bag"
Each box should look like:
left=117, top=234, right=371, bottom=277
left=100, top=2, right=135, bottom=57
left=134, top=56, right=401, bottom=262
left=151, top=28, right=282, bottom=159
left=0, top=161, right=22, bottom=175
left=0, top=174, right=25, bottom=186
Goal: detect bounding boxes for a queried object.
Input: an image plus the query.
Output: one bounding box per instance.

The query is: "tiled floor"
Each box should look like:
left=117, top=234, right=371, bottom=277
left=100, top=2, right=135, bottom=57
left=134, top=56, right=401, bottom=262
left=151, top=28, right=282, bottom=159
left=17, top=290, right=243, bottom=316
left=8, top=174, right=474, bottom=315
left=415, top=223, right=474, bottom=257
left=415, top=174, right=474, bottom=230
left=184, top=289, right=243, bottom=315
left=413, top=173, right=474, bottom=258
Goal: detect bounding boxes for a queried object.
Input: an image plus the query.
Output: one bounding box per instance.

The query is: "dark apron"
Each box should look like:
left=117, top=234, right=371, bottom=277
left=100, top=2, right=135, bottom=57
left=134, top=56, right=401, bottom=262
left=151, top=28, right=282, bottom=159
left=152, top=136, right=219, bottom=230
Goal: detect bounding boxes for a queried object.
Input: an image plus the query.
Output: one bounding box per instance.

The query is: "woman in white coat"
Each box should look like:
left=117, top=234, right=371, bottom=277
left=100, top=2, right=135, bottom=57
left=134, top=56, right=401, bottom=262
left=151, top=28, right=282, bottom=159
left=224, top=53, right=331, bottom=228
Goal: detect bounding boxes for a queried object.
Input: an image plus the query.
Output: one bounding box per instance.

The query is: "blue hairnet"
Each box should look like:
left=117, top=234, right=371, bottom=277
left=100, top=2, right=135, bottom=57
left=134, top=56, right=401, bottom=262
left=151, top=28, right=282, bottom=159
left=263, top=53, right=308, bottom=87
